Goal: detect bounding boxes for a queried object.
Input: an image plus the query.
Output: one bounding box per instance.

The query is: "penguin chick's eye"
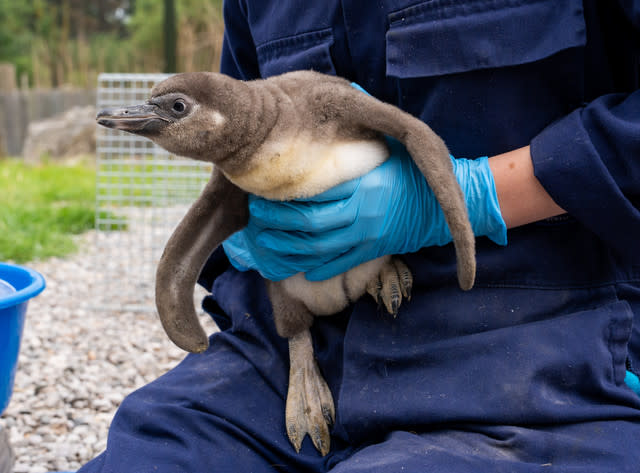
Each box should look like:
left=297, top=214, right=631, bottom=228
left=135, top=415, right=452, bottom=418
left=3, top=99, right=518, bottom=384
left=172, top=100, right=186, bottom=113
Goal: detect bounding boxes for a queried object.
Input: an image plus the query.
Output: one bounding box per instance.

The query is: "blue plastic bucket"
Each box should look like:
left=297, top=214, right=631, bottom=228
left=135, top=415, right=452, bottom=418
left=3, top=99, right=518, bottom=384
left=0, top=262, right=45, bottom=414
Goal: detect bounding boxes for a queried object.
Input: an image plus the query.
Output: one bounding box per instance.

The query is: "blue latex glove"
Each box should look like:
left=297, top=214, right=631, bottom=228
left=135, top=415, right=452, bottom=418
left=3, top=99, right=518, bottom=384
left=626, top=370, right=640, bottom=397
left=223, top=137, right=507, bottom=281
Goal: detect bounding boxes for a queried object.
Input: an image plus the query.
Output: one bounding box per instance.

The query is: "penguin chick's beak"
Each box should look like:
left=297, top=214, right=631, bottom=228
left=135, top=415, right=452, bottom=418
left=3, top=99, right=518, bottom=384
left=97, top=104, right=171, bottom=134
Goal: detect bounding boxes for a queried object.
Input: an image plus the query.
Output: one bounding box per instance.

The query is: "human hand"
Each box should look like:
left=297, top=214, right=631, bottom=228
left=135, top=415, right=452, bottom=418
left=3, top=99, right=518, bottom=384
left=222, top=138, right=506, bottom=281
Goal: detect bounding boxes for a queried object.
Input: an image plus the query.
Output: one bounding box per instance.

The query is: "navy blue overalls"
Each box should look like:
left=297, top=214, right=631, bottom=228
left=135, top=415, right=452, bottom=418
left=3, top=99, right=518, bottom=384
left=79, top=1, right=640, bottom=471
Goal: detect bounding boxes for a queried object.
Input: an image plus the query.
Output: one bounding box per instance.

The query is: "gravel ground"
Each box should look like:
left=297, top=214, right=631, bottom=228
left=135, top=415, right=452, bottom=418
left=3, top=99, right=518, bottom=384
left=0, top=230, right=217, bottom=473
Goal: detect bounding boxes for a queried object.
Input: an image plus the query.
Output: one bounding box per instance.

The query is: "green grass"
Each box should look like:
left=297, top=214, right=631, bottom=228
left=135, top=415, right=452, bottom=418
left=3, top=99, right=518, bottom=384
left=0, top=157, right=210, bottom=263
left=0, top=158, right=98, bottom=263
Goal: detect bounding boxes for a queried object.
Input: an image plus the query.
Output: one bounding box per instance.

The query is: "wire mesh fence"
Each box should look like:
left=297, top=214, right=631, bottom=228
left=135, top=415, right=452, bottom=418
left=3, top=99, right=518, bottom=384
left=94, top=73, right=212, bottom=311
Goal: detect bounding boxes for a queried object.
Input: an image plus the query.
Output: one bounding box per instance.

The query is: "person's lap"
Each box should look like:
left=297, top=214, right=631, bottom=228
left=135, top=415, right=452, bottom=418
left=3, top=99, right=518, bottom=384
left=77, top=326, right=334, bottom=472
left=78, top=264, right=640, bottom=472
left=331, top=421, right=640, bottom=473
left=77, top=327, right=640, bottom=473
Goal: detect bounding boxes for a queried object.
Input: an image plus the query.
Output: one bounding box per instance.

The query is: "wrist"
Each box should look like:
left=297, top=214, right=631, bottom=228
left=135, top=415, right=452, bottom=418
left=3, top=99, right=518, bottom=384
left=488, top=146, right=565, bottom=228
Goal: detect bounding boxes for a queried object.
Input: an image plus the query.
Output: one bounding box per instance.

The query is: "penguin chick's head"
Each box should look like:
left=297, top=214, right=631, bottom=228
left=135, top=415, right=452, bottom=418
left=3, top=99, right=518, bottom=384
left=97, top=72, right=249, bottom=163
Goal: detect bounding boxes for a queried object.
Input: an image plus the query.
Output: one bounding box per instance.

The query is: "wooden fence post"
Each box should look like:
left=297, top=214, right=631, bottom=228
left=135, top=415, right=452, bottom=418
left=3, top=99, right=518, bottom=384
left=0, top=64, right=16, bottom=92
left=0, top=63, right=15, bottom=156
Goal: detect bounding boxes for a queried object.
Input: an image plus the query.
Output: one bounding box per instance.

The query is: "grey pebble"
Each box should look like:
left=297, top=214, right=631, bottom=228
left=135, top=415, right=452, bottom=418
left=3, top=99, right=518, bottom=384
left=0, top=230, right=218, bottom=471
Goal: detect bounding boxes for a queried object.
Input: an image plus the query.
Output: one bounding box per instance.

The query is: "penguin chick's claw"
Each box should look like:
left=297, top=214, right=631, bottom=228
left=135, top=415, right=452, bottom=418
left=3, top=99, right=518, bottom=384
left=286, top=331, right=335, bottom=456
left=366, top=257, right=413, bottom=317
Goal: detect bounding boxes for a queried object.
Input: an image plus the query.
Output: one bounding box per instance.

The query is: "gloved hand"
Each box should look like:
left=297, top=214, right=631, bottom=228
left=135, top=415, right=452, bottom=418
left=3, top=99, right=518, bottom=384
left=222, top=137, right=507, bottom=281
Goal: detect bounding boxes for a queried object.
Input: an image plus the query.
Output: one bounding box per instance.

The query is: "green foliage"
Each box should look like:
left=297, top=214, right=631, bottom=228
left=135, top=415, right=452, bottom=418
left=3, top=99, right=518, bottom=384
left=0, top=159, right=99, bottom=263
left=0, top=1, right=38, bottom=81
left=126, top=0, right=164, bottom=71
left=126, top=0, right=223, bottom=72
left=0, top=0, right=224, bottom=88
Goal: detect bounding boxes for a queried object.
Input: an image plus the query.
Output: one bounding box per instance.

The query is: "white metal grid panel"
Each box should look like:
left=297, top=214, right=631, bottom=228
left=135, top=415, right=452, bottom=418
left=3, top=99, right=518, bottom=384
left=94, top=73, right=212, bottom=311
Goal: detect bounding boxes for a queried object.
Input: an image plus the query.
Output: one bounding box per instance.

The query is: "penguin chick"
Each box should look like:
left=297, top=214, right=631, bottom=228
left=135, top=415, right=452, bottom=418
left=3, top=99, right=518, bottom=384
left=97, top=70, right=476, bottom=456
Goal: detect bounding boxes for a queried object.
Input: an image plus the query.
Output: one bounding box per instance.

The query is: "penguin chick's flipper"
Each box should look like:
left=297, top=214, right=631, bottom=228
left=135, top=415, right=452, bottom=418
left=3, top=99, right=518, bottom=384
left=302, top=81, right=476, bottom=291
left=365, top=99, right=475, bottom=290
left=154, top=168, right=248, bottom=353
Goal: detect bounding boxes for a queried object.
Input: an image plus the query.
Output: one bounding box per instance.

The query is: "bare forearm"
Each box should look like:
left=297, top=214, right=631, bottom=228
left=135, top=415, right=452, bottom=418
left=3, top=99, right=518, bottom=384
left=488, top=146, right=565, bottom=229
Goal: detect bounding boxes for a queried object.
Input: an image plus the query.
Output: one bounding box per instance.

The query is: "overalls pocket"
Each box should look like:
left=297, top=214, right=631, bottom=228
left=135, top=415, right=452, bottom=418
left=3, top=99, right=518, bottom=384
left=255, top=28, right=336, bottom=78
left=383, top=0, right=588, bottom=156
left=339, top=290, right=640, bottom=441
left=385, top=0, right=587, bottom=79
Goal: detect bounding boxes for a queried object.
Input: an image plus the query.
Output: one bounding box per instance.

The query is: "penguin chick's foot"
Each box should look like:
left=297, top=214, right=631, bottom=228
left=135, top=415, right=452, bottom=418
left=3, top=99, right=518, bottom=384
left=366, top=257, right=413, bottom=317
left=286, top=330, right=335, bottom=456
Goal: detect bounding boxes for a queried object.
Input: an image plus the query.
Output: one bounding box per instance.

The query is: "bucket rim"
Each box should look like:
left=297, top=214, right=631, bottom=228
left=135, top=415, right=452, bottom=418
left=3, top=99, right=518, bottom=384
left=0, top=262, right=45, bottom=310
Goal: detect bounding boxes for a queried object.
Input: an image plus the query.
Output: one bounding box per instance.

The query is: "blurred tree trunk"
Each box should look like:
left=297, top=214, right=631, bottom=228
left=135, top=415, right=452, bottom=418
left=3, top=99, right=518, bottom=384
left=163, top=0, right=176, bottom=73
left=60, top=0, right=72, bottom=86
